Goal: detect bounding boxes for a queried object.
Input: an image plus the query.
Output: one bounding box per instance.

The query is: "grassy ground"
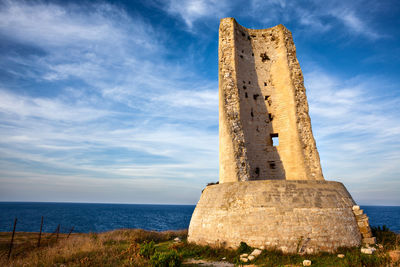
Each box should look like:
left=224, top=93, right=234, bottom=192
left=0, top=228, right=398, bottom=266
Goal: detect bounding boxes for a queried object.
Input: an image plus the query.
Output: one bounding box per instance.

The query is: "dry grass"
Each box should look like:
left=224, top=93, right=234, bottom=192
left=0, top=229, right=398, bottom=267
left=0, top=229, right=187, bottom=267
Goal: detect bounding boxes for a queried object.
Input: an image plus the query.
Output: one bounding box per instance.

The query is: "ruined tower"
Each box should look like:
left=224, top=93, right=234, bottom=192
left=218, top=18, right=323, bottom=183
left=188, top=18, right=375, bottom=253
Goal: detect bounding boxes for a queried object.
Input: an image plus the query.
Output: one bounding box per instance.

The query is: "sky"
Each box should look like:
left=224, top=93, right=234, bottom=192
left=0, top=0, right=399, bottom=205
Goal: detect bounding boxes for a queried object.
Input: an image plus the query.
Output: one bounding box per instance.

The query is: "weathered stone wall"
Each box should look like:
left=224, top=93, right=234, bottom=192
left=188, top=180, right=362, bottom=253
left=219, top=18, right=324, bottom=182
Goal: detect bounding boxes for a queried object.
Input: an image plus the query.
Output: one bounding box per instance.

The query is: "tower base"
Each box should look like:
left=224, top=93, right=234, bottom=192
left=188, top=180, right=361, bottom=253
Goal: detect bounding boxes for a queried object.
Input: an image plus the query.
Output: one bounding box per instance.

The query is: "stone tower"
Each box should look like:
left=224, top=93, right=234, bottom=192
left=218, top=18, right=323, bottom=183
left=188, top=18, right=374, bottom=253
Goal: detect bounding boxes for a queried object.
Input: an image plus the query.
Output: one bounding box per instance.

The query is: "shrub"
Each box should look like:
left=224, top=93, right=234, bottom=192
left=139, top=241, right=156, bottom=259
left=150, top=250, right=182, bottom=267
left=371, top=225, right=399, bottom=250
left=237, top=241, right=252, bottom=254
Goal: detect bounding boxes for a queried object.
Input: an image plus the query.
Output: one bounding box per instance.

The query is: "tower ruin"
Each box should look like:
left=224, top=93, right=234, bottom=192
left=188, top=18, right=375, bottom=253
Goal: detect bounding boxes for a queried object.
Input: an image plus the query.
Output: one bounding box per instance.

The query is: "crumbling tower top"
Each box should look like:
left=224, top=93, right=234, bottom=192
left=219, top=18, right=324, bottom=183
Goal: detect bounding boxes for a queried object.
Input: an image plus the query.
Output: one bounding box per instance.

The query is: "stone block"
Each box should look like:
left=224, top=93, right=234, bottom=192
left=352, top=205, right=360, bottom=211
left=361, top=247, right=376, bottom=254
left=250, top=248, right=262, bottom=257
left=363, top=237, right=376, bottom=245
left=337, top=254, right=345, bottom=258
left=248, top=255, right=255, bottom=261
left=353, top=209, right=363, bottom=216
left=303, top=259, right=312, bottom=266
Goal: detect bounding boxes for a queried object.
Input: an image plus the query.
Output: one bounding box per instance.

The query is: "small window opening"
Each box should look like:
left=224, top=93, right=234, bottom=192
left=243, top=80, right=246, bottom=83
left=243, top=85, right=247, bottom=89
left=269, top=162, right=276, bottom=169
left=269, top=113, right=273, bottom=121
left=242, top=32, right=245, bottom=37
left=240, top=55, right=243, bottom=59
left=248, top=81, right=251, bottom=84
left=250, top=108, right=254, bottom=117
left=260, top=53, right=270, bottom=62
left=255, top=167, right=260, bottom=177
left=264, top=82, right=267, bottom=86
left=252, top=53, right=254, bottom=56
left=241, top=50, right=244, bottom=53
left=264, top=95, right=270, bottom=100
left=245, top=92, right=248, bottom=98
left=253, top=94, right=259, bottom=100
left=271, top=133, right=279, bottom=146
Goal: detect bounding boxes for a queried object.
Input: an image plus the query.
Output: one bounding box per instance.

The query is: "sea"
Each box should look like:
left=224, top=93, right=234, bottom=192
left=0, top=202, right=399, bottom=234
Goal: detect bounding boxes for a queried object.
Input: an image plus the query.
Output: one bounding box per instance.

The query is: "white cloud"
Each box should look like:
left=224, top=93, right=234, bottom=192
left=305, top=68, right=400, bottom=204
left=163, top=0, right=230, bottom=28
left=0, top=1, right=219, bottom=204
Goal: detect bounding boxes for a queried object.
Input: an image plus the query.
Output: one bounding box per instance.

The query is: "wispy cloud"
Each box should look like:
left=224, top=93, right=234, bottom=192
left=305, top=68, right=400, bottom=204
left=160, top=0, right=230, bottom=29
left=0, top=1, right=219, bottom=203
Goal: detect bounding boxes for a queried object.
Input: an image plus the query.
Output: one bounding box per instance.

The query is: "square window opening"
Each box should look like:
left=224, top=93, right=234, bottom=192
left=271, top=133, right=279, bottom=146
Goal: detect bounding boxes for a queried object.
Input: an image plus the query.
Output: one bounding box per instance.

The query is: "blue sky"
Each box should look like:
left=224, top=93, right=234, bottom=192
left=0, top=0, right=399, bottom=205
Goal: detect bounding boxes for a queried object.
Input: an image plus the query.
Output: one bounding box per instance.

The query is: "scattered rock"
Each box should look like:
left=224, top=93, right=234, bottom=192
left=240, top=257, right=249, bottom=262
left=361, top=247, right=376, bottom=254
left=259, top=245, right=265, bottom=250
left=303, top=259, right=312, bottom=266
left=250, top=248, right=262, bottom=257
left=222, top=257, right=226, bottom=260
left=248, top=255, right=255, bottom=261
left=352, top=205, right=360, bottom=211
left=240, top=253, right=248, bottom=257
left=337, top=254, right=345, bottom=258
left=173, top=237, right=181, bottom=242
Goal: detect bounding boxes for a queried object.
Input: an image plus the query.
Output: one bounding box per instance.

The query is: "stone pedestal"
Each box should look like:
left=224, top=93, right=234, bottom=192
left=188, top=180, right=362, bottom=253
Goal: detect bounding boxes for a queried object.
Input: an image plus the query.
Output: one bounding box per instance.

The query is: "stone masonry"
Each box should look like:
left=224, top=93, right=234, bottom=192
left=218, top=18, right=323, bottom=183
left=188, top=18, right=372, bottom=253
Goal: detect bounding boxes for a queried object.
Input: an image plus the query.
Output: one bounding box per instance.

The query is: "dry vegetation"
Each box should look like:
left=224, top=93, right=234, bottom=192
left=0, top=229, right=186, bottom=266
left=0, top=228, right=398, bottom=266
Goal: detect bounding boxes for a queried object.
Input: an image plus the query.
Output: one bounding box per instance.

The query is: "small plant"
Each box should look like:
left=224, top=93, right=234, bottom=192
left=139, top=240, right=156, bottom=259
left=237, top=241, right=252, bottom=254
left=371, top=225, right=399, bottom=250
left=150, top=250, right=182, bottom=267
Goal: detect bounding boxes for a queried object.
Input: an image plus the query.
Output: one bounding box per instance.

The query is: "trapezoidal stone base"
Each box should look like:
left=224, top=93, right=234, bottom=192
left=188, top=180, right=361, bottom=253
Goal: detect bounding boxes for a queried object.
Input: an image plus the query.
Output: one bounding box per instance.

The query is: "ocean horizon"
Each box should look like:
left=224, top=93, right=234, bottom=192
left=0, top=202, right=399, bottom=234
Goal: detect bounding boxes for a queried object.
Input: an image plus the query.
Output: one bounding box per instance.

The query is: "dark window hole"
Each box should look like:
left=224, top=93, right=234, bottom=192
left=248, top=81, right=251, bottom=84
left=265, top=95, right=270, bottom=100
left=264, top=82, right=267, bottom=86
left=243, top=85, right=247, bottom=89
left=253, top=94, right=259, bottom=100
left=242, top=50, right=244, bottom=53
left=269, top=162, right=276, bottom=169
left=252, top=53, right=254, bottom=56
left=260, top=53, right=270, bottom=62
left=250, top=109, right=254, bottom=117
left=255, top=167, right=260, bottom=176
left=240, top=55, right=243, bottom=59
left=245, top=92, right=248, bottom=98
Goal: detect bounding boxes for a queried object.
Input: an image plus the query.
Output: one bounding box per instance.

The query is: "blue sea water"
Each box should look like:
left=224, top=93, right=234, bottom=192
left=0, top=202, right=399, bottom=234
